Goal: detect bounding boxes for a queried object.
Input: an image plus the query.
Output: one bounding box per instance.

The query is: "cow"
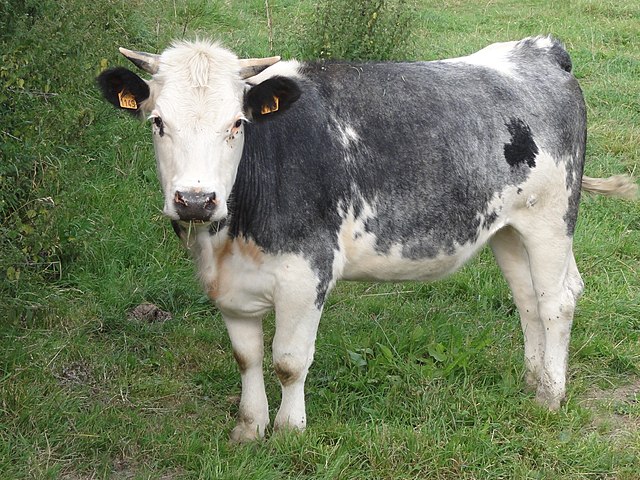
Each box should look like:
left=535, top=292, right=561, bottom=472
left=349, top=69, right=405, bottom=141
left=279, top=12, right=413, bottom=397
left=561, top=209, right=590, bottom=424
left=97, top=37, right=638, bottom=442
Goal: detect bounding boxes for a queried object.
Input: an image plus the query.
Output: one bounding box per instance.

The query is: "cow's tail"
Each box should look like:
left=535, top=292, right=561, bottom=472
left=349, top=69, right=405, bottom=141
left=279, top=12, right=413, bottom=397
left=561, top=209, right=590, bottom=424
left=581, top=174, right=639, bottom=200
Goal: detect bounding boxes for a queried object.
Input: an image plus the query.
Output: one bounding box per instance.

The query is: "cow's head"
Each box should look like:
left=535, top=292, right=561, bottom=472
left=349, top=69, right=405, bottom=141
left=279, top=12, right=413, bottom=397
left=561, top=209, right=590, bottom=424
left=97, top=40, right=301, bottom=223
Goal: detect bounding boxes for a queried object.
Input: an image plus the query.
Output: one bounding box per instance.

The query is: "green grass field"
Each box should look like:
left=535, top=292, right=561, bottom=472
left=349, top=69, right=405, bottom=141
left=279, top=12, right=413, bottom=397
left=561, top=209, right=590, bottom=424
left=1, top=0, right=638, bottom=478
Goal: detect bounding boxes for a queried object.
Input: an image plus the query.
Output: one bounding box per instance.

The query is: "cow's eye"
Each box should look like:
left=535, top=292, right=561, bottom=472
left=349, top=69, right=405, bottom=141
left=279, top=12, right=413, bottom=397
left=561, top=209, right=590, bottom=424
left=152, top=116, right=165, bottom=136
left=227, top=118, right=243, bottom=142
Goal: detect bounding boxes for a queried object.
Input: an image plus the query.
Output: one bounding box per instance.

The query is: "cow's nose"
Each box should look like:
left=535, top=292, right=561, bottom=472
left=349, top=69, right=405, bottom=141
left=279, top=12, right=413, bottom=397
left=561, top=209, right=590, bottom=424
left=173, top=190, right=217, bottom=222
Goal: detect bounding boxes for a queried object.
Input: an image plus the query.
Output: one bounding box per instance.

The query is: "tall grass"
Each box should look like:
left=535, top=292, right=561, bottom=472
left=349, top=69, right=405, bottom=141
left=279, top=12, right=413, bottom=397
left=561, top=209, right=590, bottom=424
left=1, top=0, right=638, bottom=478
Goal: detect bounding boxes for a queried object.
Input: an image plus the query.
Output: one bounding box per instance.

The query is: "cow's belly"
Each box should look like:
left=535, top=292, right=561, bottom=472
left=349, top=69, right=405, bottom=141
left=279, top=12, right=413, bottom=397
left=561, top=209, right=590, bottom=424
left=340, top=237, right=486, bottom=282
left=336, top=201, right=507, bottom=282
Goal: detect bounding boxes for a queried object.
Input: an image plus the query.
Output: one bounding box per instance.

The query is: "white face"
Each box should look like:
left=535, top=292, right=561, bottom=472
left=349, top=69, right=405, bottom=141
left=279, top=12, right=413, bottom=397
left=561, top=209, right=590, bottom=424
left=144, top=44, right=247, bottom=222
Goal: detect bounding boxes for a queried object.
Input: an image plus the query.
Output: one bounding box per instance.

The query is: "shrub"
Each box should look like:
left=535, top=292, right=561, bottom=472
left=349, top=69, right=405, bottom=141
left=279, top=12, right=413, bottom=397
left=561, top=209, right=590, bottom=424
left=303, top=0, right=417, bottom=61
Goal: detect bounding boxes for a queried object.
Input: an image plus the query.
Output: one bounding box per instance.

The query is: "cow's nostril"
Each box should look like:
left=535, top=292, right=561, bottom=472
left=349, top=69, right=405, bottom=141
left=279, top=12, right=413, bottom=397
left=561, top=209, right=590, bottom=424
left=204, top=193, right=217, bottom=208
left=174, top=191, right=188, bottom=207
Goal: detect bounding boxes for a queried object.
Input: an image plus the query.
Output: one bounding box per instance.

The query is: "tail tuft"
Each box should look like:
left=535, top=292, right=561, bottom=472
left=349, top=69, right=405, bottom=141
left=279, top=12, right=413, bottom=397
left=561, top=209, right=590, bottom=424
left=581, top=175, right=639, bottom=200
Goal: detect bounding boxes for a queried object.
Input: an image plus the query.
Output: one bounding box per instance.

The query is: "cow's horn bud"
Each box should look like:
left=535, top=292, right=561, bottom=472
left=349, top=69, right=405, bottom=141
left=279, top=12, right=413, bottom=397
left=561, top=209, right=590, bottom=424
left=239, top=56, right=281, bottom=79
left=119, top=47, right=161, bottom=75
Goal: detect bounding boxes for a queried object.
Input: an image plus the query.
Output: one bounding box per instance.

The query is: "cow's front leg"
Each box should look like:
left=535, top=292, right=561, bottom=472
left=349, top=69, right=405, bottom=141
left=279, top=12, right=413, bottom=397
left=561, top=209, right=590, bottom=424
left=272, top=300, right=323, bottom=432
left=224, top=315, right=269, bottom=443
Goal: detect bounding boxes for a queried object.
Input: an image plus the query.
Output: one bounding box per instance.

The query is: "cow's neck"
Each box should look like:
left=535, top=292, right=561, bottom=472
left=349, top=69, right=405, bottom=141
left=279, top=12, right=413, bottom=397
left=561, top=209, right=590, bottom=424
left=226, top=128, right=281, bottom=244
left=173, top=221, right=228, bottom=293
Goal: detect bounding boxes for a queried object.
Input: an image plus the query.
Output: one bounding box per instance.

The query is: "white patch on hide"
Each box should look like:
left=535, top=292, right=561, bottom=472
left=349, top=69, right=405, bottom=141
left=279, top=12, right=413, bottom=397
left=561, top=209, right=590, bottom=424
left=245, top=60, right=303, bottom=85
left=443, top=40, right=519, bottom=77
left=335, top=197, right=490, bottom=282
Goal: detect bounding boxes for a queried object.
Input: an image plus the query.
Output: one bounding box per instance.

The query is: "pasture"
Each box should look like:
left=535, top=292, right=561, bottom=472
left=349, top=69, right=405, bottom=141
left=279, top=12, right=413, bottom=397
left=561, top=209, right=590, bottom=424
left=1, top=0, right=638, bottom=478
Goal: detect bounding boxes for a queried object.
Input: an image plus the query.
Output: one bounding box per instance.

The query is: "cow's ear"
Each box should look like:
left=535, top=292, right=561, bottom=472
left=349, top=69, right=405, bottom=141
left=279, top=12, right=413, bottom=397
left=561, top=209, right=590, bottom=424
left=97, top=67, right=150, bottom=115
left=244, top=76, right=301, bottom=122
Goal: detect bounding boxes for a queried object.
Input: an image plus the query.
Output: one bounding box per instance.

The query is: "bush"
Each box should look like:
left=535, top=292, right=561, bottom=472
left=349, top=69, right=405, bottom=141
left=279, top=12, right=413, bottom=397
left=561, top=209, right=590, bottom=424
left=304, top=0, right=417, bottom=61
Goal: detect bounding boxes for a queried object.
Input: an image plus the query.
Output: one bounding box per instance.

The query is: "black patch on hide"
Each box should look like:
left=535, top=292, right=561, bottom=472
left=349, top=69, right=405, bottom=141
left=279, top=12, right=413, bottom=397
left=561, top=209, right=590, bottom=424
left=504, top=118, right=538, bottom=169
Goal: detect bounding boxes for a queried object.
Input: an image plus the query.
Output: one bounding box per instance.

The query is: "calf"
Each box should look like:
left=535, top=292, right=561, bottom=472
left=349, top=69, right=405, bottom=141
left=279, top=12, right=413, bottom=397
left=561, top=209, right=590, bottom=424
left=97, top=37, right=637, bottom=442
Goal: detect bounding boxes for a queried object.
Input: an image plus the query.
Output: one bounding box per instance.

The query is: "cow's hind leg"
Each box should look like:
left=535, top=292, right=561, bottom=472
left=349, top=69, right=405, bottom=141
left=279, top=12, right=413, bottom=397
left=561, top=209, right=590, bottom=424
left=490, top=226, right=544, bottom=392
left=224, top=315, right=270, bottom=443
left=517, top=221, right=584, bottom=410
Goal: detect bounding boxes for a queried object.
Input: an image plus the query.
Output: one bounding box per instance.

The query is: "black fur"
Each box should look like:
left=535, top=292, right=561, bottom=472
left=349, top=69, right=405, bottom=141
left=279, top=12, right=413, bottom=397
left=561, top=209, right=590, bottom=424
left=96, top=67, right=149, bottom=115
left=244, top=76, right=302, bottom=122
left=549, top=42, right=572, bottom=72
left=504, top=118, right=539, bottom=169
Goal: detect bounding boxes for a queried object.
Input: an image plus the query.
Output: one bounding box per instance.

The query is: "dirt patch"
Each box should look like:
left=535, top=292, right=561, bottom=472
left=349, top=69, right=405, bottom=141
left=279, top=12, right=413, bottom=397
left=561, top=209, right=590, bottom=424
left=111, top=458, right=187, bottom=479
left=128, top=303, right=172, bottom=323
left=61, top=464, right=186, bottom=480
left=581, top=378, right=640, bottom=438
left=55, top=360, right=93, bottom=388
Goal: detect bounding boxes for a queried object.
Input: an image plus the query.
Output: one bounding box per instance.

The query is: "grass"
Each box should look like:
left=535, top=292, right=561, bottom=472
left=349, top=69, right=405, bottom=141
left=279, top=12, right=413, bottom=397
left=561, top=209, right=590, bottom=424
left=1, top=0, right=639, bottom=478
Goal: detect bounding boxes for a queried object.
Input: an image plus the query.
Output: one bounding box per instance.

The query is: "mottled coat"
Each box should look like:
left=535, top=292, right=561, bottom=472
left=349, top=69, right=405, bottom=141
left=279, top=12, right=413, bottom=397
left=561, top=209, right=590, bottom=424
left=98, top=37, right=621, bottom=442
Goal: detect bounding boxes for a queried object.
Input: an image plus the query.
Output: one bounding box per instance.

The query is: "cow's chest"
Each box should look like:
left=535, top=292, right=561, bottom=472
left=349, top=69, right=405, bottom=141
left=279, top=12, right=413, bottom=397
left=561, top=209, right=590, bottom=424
left=205, top=237, right=275, bottom=318
left=202, top=234, right=322, bottom=319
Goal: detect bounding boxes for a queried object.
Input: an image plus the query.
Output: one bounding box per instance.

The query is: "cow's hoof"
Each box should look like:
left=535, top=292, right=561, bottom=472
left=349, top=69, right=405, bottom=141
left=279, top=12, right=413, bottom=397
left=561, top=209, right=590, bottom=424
left=229, top=423, right=265, bottom=444
left=535, top=388, right=563, bottom=411
left=273, top=412, right=306, bottom=433
left=273, top=422, right=305, bottom=435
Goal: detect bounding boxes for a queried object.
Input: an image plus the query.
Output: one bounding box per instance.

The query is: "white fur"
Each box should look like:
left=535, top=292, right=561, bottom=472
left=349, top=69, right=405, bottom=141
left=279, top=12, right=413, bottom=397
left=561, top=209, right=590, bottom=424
left=245, top=60, right=303, bottom=85
left=533, top=35, right=555, bottom=49
left=210, top=241, right=322, bottom=440
left=145, top=40, right=247, bottom=221
left=332, top=118, right=361, bottom=149
left=491, top=151, right=583, bottom=408
left=445, top=36, right=561, bottom=78
left=443, top=40, right=520, bottom=77
left=192, top=149, right=582, bottom=440
left=335, top=196, right=505, bottom=282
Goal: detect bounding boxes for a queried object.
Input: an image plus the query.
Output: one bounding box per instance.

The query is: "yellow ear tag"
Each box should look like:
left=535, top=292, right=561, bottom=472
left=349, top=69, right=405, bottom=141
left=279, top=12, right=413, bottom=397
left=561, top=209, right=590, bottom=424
left=261, top=95, right=280, bottom=115
left=118, top=89, right=138, bottom=110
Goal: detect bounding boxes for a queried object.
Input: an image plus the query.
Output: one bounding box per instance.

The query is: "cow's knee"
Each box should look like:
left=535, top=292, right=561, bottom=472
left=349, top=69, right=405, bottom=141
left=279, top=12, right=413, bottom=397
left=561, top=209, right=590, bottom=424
left=233, top=348, right=260, bottom=374
left=274, top=352, right=306, bottom=387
